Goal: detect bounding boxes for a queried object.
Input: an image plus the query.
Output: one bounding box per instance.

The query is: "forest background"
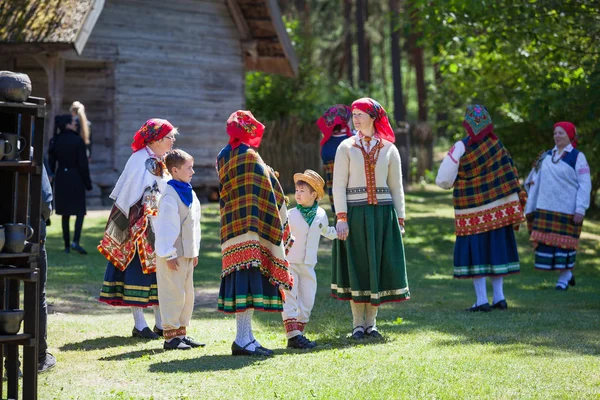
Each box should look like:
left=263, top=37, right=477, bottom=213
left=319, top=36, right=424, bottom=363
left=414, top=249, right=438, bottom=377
left=246, top=0, right=600, bottom=208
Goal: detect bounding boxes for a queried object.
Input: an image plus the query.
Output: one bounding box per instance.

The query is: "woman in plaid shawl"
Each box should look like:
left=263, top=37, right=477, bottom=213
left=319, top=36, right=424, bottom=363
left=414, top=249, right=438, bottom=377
left=436, top=105, right=525, bottom=312
left=524, top=121, right=591, bottom=290
left=98, top=118, right=177, bottom=339
left=216, top=110, right=294, bottom=356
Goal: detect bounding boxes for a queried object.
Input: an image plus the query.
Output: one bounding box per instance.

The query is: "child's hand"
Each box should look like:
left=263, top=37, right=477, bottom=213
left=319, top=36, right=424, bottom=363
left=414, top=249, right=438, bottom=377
left=193, top=257, right=198, bottom=267
left=336, top=220, right=349, bottom=240
left=167, top=258, right=179, bottom=271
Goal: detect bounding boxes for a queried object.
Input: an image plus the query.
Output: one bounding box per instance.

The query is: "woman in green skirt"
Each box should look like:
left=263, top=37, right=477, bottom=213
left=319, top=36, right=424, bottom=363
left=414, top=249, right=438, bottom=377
left=332, top=97, right=410, bottom=339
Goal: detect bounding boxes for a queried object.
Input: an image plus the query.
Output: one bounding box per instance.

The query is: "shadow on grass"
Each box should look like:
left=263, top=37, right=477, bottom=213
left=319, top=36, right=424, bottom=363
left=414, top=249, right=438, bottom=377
left=100, top=348, right=166, bottom=361
left=148, top=354, right=261, bottom=372
left=60, top=335, right=157, bottom=351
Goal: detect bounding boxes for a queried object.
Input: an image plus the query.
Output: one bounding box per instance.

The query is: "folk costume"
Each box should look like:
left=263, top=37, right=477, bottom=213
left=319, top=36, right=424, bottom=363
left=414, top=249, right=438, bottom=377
left=154, top=180, right=203, bottom=349
left=98, top=118, right=174, bottom=338
left=283, top=170, right=337, bottom=348
left=524, top=121, right=591, bottom=290
left=317, top=104, right=354, bottom=212
left=332, top=98, right=409, bottom=338
left=216, top=110, right=294, bottom=356
left=436, top=105, right=525, bottom=311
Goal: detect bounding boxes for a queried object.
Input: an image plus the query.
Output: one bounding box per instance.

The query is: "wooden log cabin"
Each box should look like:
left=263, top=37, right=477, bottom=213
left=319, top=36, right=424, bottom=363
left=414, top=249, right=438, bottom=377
left=0, top=0, right=298, bottom=205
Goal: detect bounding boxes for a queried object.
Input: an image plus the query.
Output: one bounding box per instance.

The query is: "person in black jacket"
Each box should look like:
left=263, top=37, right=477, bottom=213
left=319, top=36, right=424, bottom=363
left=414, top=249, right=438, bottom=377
left=48, top=114, right=92, bottom=254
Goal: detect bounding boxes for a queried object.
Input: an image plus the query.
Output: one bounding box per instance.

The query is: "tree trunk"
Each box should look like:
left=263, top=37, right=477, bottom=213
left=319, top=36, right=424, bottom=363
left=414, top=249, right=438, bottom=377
left=356, top=0, right=370, bottom=88
left=433, top=42, right=447, bottom=136
left=343, top=0, right=354, bottom=85
left=408, top=1, right=426, bottom=121
left=389, top=0, right=405, bottom=123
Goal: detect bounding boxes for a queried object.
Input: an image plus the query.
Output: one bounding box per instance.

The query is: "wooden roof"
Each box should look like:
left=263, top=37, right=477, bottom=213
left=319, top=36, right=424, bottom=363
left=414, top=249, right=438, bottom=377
left=0, top=0, right=104, bottom=54
left=0, top=0, right=298, bottom=77
left=227, top=0, right=298, bottom=77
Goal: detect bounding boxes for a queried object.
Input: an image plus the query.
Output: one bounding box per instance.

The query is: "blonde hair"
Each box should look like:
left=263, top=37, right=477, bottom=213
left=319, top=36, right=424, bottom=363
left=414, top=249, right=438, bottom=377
left=70, top=101, right=90, bottom=145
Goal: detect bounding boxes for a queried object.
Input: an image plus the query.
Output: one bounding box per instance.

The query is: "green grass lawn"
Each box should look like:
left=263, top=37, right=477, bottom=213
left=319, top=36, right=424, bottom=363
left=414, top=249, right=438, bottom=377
left=36, top=186, right=599, bottom=399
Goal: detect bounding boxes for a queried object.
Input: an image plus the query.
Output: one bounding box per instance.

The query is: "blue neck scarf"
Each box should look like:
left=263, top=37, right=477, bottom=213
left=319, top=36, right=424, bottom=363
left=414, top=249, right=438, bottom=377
left=167, top=179, right=193, bottom=207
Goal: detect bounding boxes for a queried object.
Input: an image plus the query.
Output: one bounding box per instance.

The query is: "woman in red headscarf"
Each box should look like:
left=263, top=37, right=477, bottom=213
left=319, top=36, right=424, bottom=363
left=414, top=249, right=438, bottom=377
left=98, top=118, right=177, bottom=339
left=331, top=98, right=409, bottom=340
left=317, top=104, right=354, bottom=212
left=524, top=121, right=592, bottom=290
left=216, top=110, right=294, bottom=356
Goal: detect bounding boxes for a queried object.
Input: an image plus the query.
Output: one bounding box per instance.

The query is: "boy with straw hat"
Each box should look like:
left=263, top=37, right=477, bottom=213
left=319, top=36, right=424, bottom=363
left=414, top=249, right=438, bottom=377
left=283, top=169, right=338, bottom=349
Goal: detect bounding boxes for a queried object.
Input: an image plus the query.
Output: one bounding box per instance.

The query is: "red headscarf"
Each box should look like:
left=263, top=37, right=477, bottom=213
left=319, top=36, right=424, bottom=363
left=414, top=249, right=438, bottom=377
left=131, top=118, right=174, bottom=152
left=226, top=110, right=265, bottom=149
left=317, top=104, right=352, bottom=146
left=554, top=121, right=578, bottom=148
left=350, top=98, right=395, bottom=143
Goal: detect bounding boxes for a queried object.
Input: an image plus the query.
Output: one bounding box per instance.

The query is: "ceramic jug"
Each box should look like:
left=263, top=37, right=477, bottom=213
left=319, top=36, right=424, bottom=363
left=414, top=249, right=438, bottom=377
left=0, top=138, right=12, bottom=160
left=0, top=226, right=4, bottom=252
left=0, top=133, right=26, bottom=161
left=2, top=223, right=33, bottom=253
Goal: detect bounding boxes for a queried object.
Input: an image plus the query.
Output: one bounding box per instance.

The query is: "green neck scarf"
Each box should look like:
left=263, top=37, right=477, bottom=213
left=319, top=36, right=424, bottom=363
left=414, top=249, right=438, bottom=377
left=296, top=202, right=318, bottom=226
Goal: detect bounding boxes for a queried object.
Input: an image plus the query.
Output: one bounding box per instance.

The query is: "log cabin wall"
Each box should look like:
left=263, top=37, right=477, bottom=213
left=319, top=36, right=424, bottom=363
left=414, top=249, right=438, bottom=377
left=15, top=0, right=246, bottom=205
left=82, top=0, right=245, bottom=197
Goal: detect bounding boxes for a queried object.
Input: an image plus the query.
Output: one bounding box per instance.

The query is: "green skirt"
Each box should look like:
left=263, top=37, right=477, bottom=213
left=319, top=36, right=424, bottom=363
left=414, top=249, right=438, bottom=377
left=332, top=204, right=410, bottom=306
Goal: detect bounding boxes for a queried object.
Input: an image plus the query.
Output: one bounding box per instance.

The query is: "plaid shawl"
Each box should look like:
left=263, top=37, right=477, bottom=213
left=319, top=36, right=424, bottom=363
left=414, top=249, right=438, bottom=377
left=217, top=144, right=291, bottom=248
left=528, top=209, right=583, bottom=249
left=98, top=187, right=159, bottom=274
left=453, top=136, right=522, bottom=209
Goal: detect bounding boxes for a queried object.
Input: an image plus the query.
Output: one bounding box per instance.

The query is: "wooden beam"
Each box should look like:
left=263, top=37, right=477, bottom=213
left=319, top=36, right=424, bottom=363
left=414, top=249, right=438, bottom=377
left=264, top=0, right=298, bottom=77
left=33, top=54, right=65, bottom=146
left=74, top=0, right=106, bottom=54
left=226, top=0, right=259, bottom=61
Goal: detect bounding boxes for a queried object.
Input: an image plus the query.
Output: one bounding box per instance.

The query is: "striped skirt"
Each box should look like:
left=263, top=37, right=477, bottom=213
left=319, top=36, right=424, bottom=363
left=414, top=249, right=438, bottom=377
left=454, top=225, right=520, bottom=278
left=99, top=254, right=159, bottom=307
left=534, top=243, right=577, bottom=270
left=218, top=268, right=284, bottom=313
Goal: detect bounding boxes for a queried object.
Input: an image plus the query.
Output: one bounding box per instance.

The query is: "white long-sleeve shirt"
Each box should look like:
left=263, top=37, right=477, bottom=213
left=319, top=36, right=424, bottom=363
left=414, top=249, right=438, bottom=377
left=154, top=185, right=201, bottom=260
left=525, top=144, right=591, bottom=216
left=287, top=207, right=337, bottom=266
left=435, top=140, right=466, bottom=189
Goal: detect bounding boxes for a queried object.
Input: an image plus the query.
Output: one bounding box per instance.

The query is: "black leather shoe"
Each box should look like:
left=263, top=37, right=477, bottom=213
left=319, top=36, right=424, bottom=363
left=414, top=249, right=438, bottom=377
left=555, top=285, right=568, bottom=291
left=64, top=247, right=70, bottom=254
left=182, top=336, right=205, bottom=348
left=71, top=242, right=88, bottom=255
left=287, top=335, right=317, bottom=349
left=366, top=326, right=383, bottom=339
left=164, top=337, right=191, bottom=350
left=132, top=327, right=160, bottom=339
left=351, top=326, right=365, bottom=340
left=491, top=299, right=508, bottom=310
left=231, top=341, right=272, bottom=356
left=466, top=303, right=492, bottom=312
left=153, top=325, right=163, bottom=337
left=568, top=276, right=576, bottom=286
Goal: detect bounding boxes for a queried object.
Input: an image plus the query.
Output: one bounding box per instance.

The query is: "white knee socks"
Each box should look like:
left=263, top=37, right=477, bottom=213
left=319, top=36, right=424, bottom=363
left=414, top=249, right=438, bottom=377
left=491, top=276, right=504, bottom=304
left=473, top=277, right=488, bottom=306
left=365, top=305, right=378, bottom=333
left=132, top=307, right=148, bottom=330
left=557, top=270, right=573, bottom=288
left=235, top=310, right=256, bottom=351
left=153, top=305, right=163, bottom=330
left=350, top=301, right=366, bottom=331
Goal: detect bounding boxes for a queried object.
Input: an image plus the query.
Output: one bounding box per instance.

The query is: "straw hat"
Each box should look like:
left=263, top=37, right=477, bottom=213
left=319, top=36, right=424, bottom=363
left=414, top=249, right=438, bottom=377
left=293, top=169, right=325, bottom=200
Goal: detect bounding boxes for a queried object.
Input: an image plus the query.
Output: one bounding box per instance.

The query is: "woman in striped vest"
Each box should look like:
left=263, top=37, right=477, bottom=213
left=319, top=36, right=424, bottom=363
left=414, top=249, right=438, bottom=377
left=436, top=105, right=526, bottom=311
left=524, top=122, right=591, bottom=290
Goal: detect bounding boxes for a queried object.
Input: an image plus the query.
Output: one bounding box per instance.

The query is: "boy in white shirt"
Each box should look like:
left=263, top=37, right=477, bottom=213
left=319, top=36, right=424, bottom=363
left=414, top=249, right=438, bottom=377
left=154, top=149, right=204, bottom=350
left=283, top=169, right=338, bottom=349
